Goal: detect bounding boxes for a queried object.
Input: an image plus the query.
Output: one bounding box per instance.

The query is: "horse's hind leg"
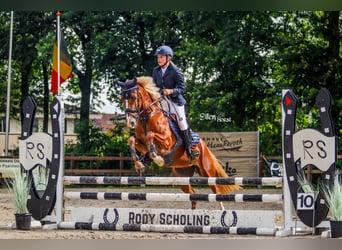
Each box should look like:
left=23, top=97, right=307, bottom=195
left=209, top=185, right=225, bottom=210
left=172, top=167, right=197, bottom=209
left=180, top=184, right=197, bottom=209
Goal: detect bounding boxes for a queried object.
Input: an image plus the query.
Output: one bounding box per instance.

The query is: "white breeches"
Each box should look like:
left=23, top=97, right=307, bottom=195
left=160, top=99, right=188, bottom=131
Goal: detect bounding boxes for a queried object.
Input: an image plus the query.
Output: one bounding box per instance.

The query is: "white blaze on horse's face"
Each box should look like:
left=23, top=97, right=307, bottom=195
left=122, top=89, right=140, bottom=129
left=125, top=98, right=137, bottom=128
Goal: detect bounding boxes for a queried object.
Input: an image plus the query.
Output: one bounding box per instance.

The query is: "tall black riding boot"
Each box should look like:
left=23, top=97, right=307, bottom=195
left=180, top=129, right=200, bottom=161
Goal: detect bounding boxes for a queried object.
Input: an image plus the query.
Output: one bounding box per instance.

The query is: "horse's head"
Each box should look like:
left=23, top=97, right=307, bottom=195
left=117, top=77, right=140, bottom=128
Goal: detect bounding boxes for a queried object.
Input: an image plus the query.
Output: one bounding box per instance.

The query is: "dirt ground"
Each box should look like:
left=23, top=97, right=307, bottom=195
left=0, top=186, right=329, bottom=239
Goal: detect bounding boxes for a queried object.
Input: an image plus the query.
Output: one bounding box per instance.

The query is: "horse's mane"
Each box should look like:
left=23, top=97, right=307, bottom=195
left=136, top=76, right=161, bottom=101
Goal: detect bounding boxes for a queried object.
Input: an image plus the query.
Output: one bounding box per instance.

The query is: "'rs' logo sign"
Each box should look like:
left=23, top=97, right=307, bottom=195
left=293, top=128, right=335, bottom=172
left=19, top=132, right=52, bottom=171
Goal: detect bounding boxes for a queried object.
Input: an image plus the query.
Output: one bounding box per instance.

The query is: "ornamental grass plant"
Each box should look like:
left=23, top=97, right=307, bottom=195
left=33, top=166, right=48, bottom=192
left=321, top=171, right=342, bottom=221
left=6, top=171, right=30, bottom=214
left=297, top=169, right=315, bottom=193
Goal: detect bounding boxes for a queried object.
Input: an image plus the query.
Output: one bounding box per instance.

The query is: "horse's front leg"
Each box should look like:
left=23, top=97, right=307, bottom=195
left=128, top=136, right=145, bottom=173
left=146, top=132, right=164, bottom=167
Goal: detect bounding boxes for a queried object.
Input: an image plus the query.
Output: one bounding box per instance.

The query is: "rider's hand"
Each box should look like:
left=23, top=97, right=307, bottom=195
left=162, top=89, right=173, bottom=95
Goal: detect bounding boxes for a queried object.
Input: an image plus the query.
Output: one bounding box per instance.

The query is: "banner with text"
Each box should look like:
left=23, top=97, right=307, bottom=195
left=198, top=132, right=259, bottom=177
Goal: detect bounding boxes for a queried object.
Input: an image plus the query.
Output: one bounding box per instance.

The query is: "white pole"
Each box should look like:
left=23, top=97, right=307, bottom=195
left=55, top=11, right=65, bottom=224
left=57, top=12, right=61, bottom=96
left=5, top=11, right=14, bottom=156
left=275, top=89, right=293, bottom=237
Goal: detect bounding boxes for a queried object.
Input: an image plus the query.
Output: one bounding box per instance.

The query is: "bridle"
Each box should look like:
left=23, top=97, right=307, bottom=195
left=122, top=85, right=163, bottom=121
left=122, top=85, right=140, bottom=117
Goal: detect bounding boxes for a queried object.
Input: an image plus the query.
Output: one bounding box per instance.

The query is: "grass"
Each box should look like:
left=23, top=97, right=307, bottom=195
left=6, top=171, right=30, bottom=214
left=321, top=171, right=342, bottom=221
left=297, top=169, right=316, bottom=193
left=32, top=166, right=49, bottom=191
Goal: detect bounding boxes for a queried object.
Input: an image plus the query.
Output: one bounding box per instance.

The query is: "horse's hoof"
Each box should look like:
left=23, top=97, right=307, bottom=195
left=135, top=162, right=145, bottom=174
left=153, top=156, right=164, bottom=167
left=136, top=167, right=145, bottom=175
left=136, top=169, right=145, bottom=175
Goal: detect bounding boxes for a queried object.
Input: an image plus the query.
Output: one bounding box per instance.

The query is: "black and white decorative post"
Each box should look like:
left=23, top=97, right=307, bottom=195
left=282, top=88, right=336, bottom=228
left=19, top=96, right=63, bottom=221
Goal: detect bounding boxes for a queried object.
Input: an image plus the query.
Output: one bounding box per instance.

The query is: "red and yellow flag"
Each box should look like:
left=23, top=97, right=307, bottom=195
left=50, top=31, right=72, bottom=94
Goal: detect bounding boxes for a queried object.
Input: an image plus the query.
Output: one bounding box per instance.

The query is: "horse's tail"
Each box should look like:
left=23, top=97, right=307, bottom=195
left=200, top=141, right=242, bottom=194
left=214, top=159, right=242, bottom=194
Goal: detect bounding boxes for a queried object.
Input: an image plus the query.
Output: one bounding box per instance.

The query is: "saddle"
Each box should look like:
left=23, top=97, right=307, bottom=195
left=160, top=98, right=200, bottom=147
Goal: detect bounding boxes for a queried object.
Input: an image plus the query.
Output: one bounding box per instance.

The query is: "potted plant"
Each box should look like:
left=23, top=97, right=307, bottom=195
left=297, top=169, right=316, bottom=193
left=321, top=171, right=342, bottom=238
left=6, top=170, right=32, bottom=230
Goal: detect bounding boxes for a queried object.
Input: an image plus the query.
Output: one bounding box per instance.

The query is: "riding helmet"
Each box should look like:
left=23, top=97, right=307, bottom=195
left=154, top=45, right=173, bottom=58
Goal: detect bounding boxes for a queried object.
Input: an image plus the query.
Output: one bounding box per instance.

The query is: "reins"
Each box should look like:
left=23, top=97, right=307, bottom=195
left=124, top=86, right=164, bottom=118
left=140, top=96, right=163, bottom=116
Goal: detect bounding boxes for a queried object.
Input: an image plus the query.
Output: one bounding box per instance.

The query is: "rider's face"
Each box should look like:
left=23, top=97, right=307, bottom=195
left=157, top=55, right=168, bottom=68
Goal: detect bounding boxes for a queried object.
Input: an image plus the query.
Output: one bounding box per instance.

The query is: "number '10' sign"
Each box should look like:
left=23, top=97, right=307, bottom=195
left=297, top=193, right=315, bottom=210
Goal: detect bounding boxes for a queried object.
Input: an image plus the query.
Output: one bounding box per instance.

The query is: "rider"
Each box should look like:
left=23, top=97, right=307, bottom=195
left=152, top=45, right=200, bottom=161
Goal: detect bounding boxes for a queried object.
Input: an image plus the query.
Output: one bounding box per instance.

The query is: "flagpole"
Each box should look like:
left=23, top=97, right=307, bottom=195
left=55, top=10, right=65, bottom=224
left=57, top=11, right=61, bottom=96
left=5, top=11, right=14, bottom=156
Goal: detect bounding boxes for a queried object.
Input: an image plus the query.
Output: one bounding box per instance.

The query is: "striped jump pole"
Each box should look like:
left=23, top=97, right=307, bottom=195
left=63, top=176, right=283, bottom=187
left=58, top=222, right=277, bottom=236
left=64, top=191, right=283, bottom=203
left=50, top=175, right=287, bottom=236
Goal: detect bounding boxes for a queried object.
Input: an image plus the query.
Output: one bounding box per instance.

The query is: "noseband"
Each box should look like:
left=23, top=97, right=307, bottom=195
left=121, top=85, right=140, bottom=115
left=122, top=86, right=163, bottom=120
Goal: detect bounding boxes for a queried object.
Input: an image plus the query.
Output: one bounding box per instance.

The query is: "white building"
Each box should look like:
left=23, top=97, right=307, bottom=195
left=0, top=105, right=123, bottom=156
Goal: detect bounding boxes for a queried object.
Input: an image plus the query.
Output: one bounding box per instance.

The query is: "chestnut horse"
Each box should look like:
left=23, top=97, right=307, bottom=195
left=118, top=76, right=241, bottom=209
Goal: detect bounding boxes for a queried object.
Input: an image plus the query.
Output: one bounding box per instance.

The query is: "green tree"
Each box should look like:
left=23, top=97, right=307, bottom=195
left=270, top=11, right=342, bottom=154
left=1, top=10, right=341, bottom=159
left=177, top=12, right=277, bottom=133
left=0, top=11, right=54, bottom=133
left=60, top=11, right=118, bottom=152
